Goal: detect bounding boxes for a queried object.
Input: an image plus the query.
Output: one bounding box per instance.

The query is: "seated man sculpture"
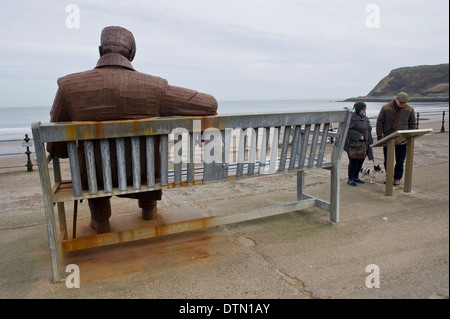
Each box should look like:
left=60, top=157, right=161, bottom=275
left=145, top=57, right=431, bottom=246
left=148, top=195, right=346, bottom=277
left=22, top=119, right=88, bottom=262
left=47, top=26, right=218, bottom=234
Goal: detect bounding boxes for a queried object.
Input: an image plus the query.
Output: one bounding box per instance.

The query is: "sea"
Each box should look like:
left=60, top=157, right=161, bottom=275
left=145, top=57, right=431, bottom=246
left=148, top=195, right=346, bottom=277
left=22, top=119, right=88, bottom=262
left=0, top=99, right=448, bottom=155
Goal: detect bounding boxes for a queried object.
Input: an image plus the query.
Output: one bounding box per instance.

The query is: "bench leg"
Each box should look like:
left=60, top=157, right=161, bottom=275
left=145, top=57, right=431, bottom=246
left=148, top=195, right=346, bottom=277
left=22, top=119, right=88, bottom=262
left=298, top=169, right=339, bottom=223
left=330, top=166, right=340, bottom=224
left=44, top=198, right=64, bottom=282
left=297, top=170, right=306, bottom=201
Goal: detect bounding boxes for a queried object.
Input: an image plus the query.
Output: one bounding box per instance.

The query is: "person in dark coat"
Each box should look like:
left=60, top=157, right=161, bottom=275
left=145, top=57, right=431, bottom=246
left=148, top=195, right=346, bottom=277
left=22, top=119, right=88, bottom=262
left=344, top=101, right=374, bottom=186
left=47, top=26, right=218, bottom=233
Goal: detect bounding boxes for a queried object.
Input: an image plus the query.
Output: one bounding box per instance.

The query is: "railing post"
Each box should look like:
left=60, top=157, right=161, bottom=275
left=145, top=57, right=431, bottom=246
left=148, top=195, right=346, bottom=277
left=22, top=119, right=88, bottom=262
left=441, top=111, right=446, bottom=133
left=23, top=134, right=33, bottom=172
left=416, top=112, right=420, bottom=129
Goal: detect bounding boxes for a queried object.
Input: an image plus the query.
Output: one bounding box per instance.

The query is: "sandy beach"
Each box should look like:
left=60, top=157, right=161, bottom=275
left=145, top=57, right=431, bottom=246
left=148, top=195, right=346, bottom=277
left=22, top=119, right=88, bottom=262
left=0, top=120, right=448, bottom=301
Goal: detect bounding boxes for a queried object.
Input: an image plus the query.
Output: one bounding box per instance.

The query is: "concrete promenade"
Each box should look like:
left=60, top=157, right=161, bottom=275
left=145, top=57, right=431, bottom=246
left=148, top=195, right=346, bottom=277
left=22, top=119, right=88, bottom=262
left=0, top=123, right=448, bottom=300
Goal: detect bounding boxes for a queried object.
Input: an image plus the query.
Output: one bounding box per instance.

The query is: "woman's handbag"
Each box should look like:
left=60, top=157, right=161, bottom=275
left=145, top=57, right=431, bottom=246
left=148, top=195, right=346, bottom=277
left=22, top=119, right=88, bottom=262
left=348, top=139, right=367, bottom=159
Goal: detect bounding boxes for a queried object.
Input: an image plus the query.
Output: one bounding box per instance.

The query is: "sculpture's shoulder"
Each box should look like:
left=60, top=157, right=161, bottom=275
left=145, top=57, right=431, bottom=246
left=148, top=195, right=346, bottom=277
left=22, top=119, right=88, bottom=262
left=129, top=69, right=169, bottom=89
left=57, top=68, right=168, bottom=90
left=56, top=69, right=102, bottom=89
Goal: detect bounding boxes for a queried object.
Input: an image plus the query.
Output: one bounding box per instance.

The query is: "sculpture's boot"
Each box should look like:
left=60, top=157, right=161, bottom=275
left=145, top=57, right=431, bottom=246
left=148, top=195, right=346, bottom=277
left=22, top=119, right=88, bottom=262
left=88, top=197, right=112, bottom=234
left=140, top=199, right=158, bottom=220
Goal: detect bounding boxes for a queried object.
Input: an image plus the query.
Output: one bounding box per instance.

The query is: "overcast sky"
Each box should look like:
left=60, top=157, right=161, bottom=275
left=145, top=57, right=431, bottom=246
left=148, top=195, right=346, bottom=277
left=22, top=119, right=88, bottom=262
left=0, top=0, right=448, bottom=107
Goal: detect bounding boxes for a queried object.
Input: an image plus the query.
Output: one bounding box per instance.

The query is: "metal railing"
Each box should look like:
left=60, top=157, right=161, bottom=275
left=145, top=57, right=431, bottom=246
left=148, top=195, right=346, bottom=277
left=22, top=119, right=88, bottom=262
left=0, top=134, right=34, bottom=171
left=416, top=111, right=447, bottom=132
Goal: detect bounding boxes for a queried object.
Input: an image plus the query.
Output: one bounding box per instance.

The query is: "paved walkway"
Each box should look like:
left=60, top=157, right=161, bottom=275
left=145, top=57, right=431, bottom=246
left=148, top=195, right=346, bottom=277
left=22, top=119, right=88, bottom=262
left=0, top=129, right=448, bottom=299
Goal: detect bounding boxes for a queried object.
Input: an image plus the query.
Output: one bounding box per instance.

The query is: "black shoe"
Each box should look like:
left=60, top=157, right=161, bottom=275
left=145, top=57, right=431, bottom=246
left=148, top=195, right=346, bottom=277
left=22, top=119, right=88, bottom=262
left=347, top=180, right=357, bottom=186
left=354, top=178, right=365, bottom=184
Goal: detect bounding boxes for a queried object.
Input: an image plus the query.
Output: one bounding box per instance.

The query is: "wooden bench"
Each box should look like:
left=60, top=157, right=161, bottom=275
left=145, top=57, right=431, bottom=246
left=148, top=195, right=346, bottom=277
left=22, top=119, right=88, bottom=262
left=32, top=109, right=351, bottom=282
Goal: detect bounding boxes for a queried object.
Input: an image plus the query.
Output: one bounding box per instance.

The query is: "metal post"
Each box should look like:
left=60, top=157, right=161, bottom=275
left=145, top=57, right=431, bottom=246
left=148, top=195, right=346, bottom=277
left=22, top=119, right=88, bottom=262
left=416, top=112, right=419, bottom=129
left=404, top=137, right=415, bottom=193
left=385, top=139, right=395, bottom=196
left=441, top=111, right=446, bottom=133
left=23, top=134, right=33, bottom=172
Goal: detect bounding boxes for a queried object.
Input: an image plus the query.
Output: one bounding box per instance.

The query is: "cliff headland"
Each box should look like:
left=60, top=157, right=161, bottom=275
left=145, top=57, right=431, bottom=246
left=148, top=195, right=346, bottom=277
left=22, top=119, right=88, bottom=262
left=345, top=63, right=449, bottom=102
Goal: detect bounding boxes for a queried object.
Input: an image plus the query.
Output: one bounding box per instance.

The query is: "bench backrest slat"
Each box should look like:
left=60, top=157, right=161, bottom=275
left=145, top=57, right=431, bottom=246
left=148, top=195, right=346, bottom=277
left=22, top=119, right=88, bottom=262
left=131, top=137, right=141, bottom=190
left=146, top=136, right=155, bottom=188
left=308, top=124, right=321, bottom=168
left=289, top=126, right=300, bottom=170
left=279, top=126, right=290, bottom=171
left=116, top=138, right=127, bottom=192
left=84, top=140, right=98, bottom=195
left=316, top=123, right=330, bottom=167
left=160, top=135, right=169, bottom=187
left=67, top=141, right=82, bottom=197
left=100, top=139, right=113, bottom=194
left=261, top=127, right=271, bottom=174
left=269, top=127, right=279, bottom=174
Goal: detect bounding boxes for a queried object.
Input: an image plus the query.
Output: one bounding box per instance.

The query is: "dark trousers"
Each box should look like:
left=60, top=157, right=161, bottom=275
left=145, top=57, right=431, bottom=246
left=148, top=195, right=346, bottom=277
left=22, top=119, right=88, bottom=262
left=383, top=144, right=407, bottom=180
left=348, top=156, right=366, bottom=181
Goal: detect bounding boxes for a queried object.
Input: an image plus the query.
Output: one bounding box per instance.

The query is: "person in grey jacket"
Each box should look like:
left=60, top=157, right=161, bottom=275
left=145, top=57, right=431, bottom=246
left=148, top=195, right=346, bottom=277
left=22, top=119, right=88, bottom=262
left=376, top=92, right=416, bottom=185
left=344, top=101, right=374, bottom=186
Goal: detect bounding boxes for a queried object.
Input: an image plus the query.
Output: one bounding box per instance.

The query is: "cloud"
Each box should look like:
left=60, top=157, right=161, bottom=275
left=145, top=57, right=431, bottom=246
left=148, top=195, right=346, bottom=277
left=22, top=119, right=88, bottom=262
left=0, top=0, right=448, bottom=107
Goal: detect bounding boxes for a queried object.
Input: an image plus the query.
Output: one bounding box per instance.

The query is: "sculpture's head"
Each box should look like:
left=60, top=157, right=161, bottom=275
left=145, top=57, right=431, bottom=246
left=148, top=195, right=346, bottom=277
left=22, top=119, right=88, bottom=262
left=99, top=26, right=136, bottom=62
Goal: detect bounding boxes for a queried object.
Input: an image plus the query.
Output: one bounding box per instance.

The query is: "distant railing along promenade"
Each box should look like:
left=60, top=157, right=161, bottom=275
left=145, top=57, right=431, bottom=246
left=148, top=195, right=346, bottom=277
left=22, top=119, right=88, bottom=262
left=0, top=110, right=448, bottom=172
left=0, top=134, right=35, bottom=171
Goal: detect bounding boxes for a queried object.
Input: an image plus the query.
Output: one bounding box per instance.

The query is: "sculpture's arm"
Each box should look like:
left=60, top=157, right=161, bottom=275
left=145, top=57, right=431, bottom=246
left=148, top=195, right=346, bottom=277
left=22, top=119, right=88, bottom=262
left=160, top=85, right=218, bottom=116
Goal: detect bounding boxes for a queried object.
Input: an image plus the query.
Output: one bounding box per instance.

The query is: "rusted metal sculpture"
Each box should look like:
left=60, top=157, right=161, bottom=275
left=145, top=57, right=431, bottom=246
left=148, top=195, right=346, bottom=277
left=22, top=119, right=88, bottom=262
left=47, top=26, right=217, bottom=233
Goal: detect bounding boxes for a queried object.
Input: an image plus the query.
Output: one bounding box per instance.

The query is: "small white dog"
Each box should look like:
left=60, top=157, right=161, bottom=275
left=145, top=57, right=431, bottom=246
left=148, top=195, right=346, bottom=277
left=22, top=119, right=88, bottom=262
left=360, top=164, right=384, bottom=183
